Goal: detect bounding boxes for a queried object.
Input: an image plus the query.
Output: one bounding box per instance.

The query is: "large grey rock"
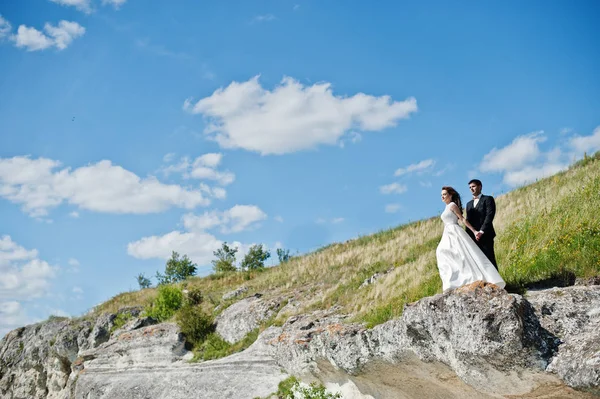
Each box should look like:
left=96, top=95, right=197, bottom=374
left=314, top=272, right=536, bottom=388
left=266, top=282, right=563, bottom=396
left=527, top=285, right=600, bottom=393
left=75, top=322, right=288, bottom=399
left=0, top=317, right=91, bottom=399
left=215, top=294, right=283, bottom=344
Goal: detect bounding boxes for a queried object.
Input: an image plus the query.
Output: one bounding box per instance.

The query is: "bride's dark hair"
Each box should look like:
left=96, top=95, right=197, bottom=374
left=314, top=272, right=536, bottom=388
left=442, top=186, right=462, bottom=213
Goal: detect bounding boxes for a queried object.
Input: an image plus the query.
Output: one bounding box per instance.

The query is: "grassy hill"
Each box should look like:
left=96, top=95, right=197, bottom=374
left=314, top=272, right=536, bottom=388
left=96, top=152, right=600, bottom=331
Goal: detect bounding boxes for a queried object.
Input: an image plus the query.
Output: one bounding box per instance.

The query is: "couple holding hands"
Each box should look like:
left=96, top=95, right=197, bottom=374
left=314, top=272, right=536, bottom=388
left=436, top=179, right=506, bottom=291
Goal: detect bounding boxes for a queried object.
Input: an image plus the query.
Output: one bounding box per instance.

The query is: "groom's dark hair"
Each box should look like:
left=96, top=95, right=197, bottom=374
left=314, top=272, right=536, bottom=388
left=468, top=179, right=482, bottom=187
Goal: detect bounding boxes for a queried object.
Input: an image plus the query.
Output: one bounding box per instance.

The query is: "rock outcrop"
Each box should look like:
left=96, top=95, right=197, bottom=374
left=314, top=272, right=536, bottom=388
left=527, top=285, right=600, bottom=393
left=215, top=294, right=284, bottom=344
left=266, top=282, right=566, bottom=396
left=1, top=283, right=599, bottom=398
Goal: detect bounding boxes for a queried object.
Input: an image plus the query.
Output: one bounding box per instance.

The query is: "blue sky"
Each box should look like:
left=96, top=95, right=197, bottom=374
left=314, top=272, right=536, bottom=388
left=0, top=0, right=599, bottom=336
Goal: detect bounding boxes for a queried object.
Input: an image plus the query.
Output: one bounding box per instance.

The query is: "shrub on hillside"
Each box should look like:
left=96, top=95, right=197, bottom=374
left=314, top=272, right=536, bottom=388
left=212, top=242, right=238, bottom=273
left=240, top=244, right=270, bottom=271
left=145, top=285, right=183, bottom=321
left=175, top=305, right=214, bottom=347
left=184, top=286, right=203, bottom=306
left=156, top=251, right=197, bottom=285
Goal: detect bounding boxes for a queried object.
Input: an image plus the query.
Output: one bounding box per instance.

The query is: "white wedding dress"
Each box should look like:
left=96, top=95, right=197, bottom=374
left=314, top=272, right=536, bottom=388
left=436, top=203, right=506, bottom=291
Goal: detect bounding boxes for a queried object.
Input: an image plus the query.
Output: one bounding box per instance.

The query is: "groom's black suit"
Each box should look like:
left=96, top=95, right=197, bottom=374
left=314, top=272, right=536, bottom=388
left=466, top=195, right=498, bottom=269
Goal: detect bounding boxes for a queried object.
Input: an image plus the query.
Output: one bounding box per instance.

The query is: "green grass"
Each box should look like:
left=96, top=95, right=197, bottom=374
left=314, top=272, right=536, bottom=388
left=191, top=328, right=260, bottom=361
left=498, top=171, right=600, bottom=291
left=110, top=312, right=133, bottom=333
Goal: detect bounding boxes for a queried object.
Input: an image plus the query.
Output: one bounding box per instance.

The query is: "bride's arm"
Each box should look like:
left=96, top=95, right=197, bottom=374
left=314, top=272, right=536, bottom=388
left=449, top=203, right=478, bottom=234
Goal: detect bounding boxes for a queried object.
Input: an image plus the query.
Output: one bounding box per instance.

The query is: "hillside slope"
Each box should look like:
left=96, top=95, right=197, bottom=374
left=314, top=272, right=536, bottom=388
left=97, top=152, right=600, bottom=329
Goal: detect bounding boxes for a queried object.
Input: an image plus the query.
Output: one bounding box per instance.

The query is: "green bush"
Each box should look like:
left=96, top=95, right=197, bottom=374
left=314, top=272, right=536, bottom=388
left=277, top=376, right=299, bottom=398
left=175, top=305, right=214, bottom=347
left=185, top=286, right=203, bottom=306
left=195, top=333, right=232, bottom=361
left=277, top=377, right=341, bottom=399
left=145, top=285, right=183, bottom=321
left=240, top=244, right=271, bottom=271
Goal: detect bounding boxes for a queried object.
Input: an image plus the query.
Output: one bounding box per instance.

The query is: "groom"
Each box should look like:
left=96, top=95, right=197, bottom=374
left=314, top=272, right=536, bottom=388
left=466, top=179, right=498, bottom=269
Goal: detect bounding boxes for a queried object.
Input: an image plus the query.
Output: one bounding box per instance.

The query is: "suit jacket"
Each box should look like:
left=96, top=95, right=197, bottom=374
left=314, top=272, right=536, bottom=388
left=466, top=195, right=496, bottom=239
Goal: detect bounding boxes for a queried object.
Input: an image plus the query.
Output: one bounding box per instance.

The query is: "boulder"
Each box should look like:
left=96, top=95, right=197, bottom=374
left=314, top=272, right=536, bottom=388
left=215, top=295, right=283, bottom=344
left=527, top=285, right=600, bottom=393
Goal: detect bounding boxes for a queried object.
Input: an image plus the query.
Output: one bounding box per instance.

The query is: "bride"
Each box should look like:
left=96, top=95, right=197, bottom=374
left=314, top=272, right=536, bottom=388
left=436, top=186, right=506, bottom=291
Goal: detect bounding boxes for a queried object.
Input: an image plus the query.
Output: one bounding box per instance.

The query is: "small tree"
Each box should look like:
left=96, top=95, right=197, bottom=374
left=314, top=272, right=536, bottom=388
left=136, top=273, right=152, bottom=289
left=156, top=251, right=197, bottom=285
left=212, top=242, right=238, bottom=273
left=240, top=244, right=271, bottom=271
left=276, top=248, right=290, bottom=264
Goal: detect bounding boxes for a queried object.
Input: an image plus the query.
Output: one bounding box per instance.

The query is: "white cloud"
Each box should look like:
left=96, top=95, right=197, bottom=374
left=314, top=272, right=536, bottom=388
left=480, top=132, right=545, bottom=173
left=50, top=0, right=93, bottom=14
left=184, top=75, right=417, bottom=155
left=128, top=205, right=267, bottom=268
left=379, top=182, right=407, bottom=194
left=12, top=21, right=85, bottom=51
left=503, top=163, right=566, bottom=187
left=69, top=211, right=80, bottom=218
left=569, top=126, right=600, bottom=155
left=0, top=301, right=33, bottom=337
left=0, top=156, right=209, bottom=217
left=560, top=127, right=573, bottom=135
left=72, top=286, right=83, bottom=294
left=0, top=15, right=12, bottom=39
left=189, top=167, right=235, bottom=186
left=199, top=183, right=227, bottom=200
left=12, top=25, right=54, bottom=51
left=163, top=152, right=176, bottom=163
left=0, top=236, right=57, bottom=300
left=45, top=21, right=86, bottom=50
left=194, top=153, right=222, bottom=168
left=252, top=14, right=276, bottom=23
left=274, top=215, right=284, bottom=223
left=477, top=130, right=588, bottom=187
left=67, top=258, right=80, bottom=273
left=127, top=230, right=227, bottom=268
left=102, top=0, right=127, bottom=9
left=385, top=203, right=401, bottom=213
left=394, top=159, right=435, bottom=176
left=419, top=181, right=432, bottom=188
left=331, top=217, right=344, bottom=224
left=183, top=205, right=267, bottom=234
left=162, top=153, right=235, bottom=186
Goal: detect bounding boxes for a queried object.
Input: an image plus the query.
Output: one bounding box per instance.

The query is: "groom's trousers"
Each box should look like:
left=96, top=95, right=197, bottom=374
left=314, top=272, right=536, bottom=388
left=477, top=236, right=498, bottom=270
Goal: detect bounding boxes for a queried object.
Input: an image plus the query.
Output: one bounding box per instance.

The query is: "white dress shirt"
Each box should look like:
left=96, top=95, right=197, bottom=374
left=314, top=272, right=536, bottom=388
left=473, top=194, right=484, bottom=235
